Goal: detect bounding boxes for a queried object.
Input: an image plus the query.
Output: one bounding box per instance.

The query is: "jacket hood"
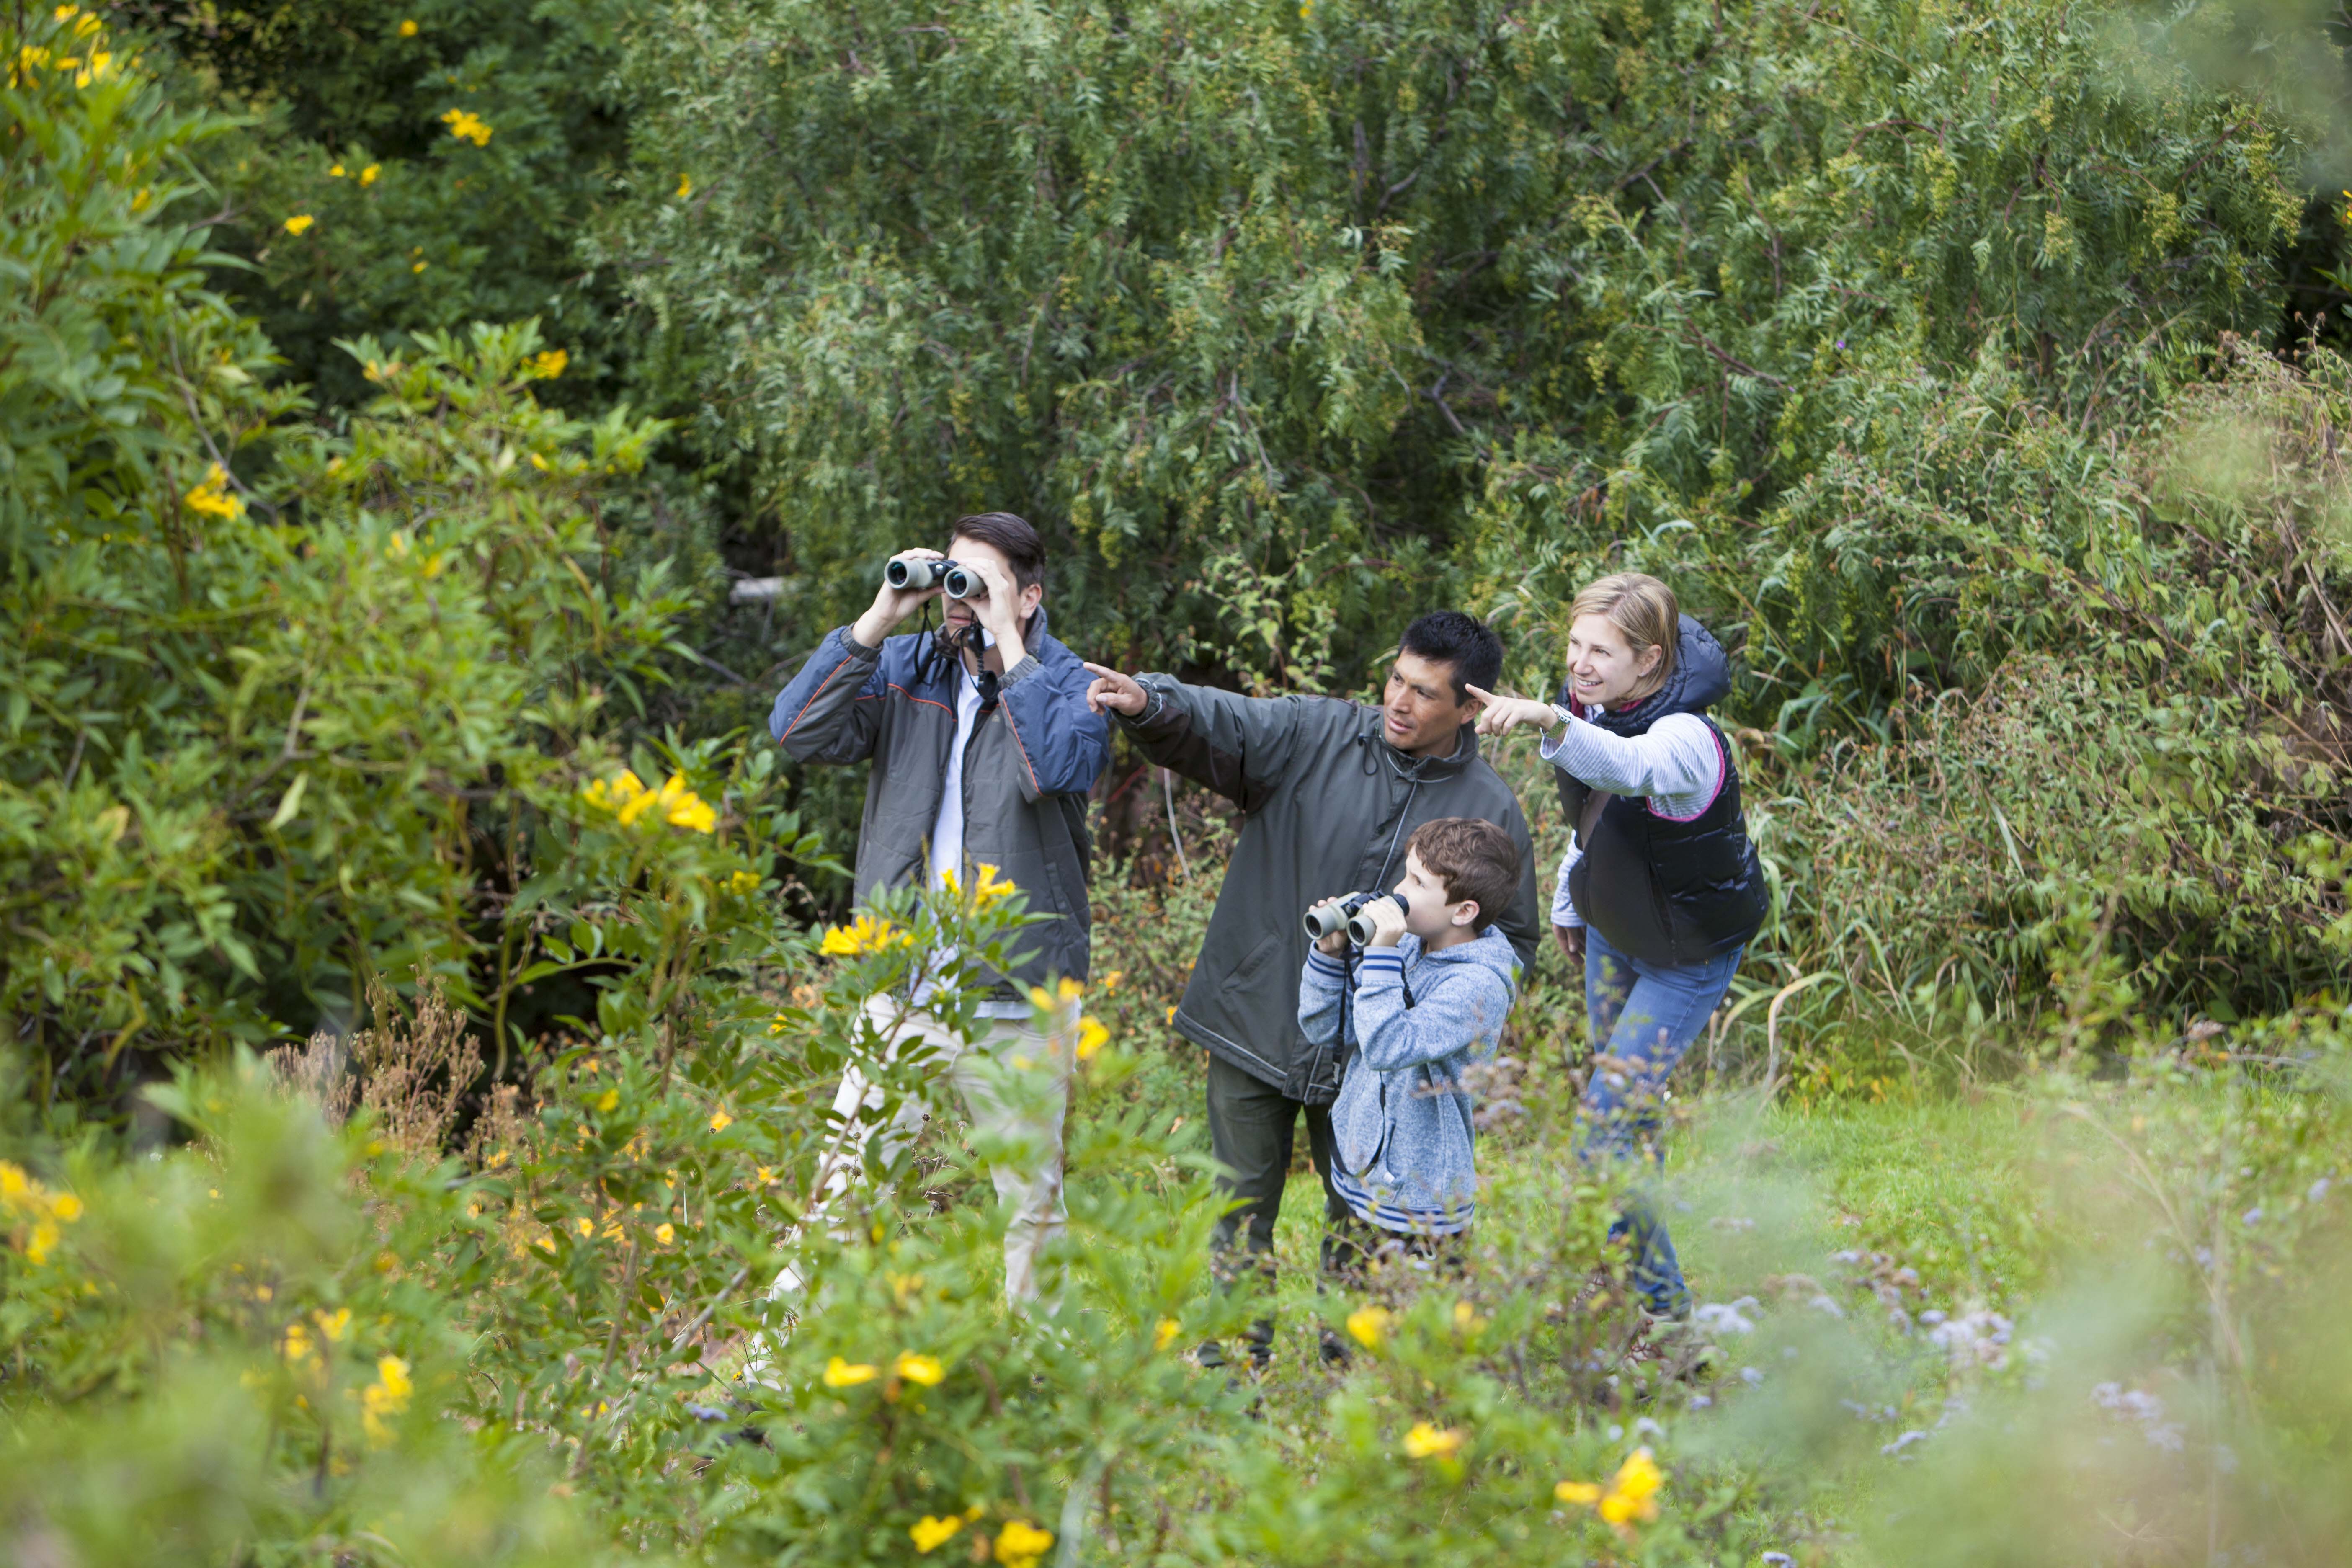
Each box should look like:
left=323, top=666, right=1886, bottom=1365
left=1558, top=614, right=1731, bottom=738
left=1411, top=924, right=1522, bottom=995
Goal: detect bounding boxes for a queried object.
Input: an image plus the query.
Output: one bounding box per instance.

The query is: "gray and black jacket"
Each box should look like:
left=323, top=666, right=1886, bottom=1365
left=1116, top=679, right=1540, bottom=1102
left=769, top=609, right=1110, bottom=993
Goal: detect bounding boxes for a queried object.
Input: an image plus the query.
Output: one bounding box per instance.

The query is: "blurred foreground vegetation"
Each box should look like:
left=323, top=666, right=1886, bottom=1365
left=3, top=0, right=2350, bottom=1560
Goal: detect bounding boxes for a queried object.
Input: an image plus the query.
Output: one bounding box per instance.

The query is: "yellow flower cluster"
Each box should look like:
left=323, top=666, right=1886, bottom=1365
left=993, top=1518, right=1055, bottom=1568
left=1345, top=1304, right=1390, bottom=1349
left=440, top=107, right=493, bottom=145
left=580, top=769, right=718, bottom=833
left=819, top=913, right=913, bottom=956
left=1, top=1161, right=84, bottom=1265
left=1403, top=1421, right=1465, bottom=1460
left=361, top=1354, right=413, bottom=1446
left=526, top=348, right=568, bottom=379
left=940, top=861, right=1017, bottom=909
left=1154, top=1317, right=1182, bottom=1350
left=821, top=1349, right=945, bottom=1391
left=15, top=10, right=116, bottom=89
left=397, top=18, right=419, bottom=36
left=1556, top=1446, right=1664, bottom=1533
left=283, top=214, right=314, bottom=235
left=183, top=462, right=245, bottom=521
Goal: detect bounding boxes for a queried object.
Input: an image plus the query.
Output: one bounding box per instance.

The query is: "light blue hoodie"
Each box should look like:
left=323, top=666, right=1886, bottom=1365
left=1296, top=927, right=1519, bottom=1234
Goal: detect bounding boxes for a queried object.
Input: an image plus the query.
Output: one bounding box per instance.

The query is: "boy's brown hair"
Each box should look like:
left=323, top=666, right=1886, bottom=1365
left=1405, top=817, right=1521, bottom=932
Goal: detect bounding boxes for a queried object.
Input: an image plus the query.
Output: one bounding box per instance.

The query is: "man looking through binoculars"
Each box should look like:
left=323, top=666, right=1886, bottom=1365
left=770, top=512, right=1108, bottom=1310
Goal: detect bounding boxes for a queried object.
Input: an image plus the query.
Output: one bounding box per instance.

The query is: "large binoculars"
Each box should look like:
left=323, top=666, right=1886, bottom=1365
left=886, top=557, right=982, bottom=599
left=1302, top=892, right=1409, bottom=947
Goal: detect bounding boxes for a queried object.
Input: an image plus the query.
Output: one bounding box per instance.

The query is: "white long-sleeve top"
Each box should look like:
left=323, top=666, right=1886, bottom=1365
left=1542, top=704, right=1723, bottom=928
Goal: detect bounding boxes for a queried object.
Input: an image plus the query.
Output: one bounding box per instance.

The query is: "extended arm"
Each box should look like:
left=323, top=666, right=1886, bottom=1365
left=1539, top=712, right=1722, bottom=812
left=1350, top=955, right=1513, bottom=1074
left=769, top=627, right=887, bottom=765
left=1097, top=673, right=1323, bottom=812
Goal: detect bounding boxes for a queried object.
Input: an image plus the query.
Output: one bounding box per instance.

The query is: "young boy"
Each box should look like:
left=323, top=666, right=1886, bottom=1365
left=1297, top=817, right=1523, bottom=1279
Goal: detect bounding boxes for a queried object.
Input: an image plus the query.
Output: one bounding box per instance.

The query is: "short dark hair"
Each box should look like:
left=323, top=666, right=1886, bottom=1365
left=947, top=512, right=1046, bottom=593
left=1399, top=610, right=1503, bottom=701
left=1406, top=817, right=1520, bottom=932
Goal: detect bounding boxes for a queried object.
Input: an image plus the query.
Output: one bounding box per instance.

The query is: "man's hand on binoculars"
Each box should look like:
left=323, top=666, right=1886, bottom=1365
left=1081, top=663, right=1148, bottom=717
left=852, top=548, right=948, bottom=647
left=958, top=556, right=1029, bottom=659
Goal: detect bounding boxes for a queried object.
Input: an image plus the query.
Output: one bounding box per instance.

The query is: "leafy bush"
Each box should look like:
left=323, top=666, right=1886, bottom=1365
left=134, top=0, right=638, bottom=411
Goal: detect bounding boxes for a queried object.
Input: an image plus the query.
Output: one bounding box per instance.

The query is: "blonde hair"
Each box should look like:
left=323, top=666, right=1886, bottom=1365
left=1570, top=573, right=1679, bottom=701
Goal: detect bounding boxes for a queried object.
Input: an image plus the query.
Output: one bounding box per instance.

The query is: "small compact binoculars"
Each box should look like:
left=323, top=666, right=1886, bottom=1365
left=1302, top=892, right=1409, bottom=947
left=886, top=557, right=981, bottom=599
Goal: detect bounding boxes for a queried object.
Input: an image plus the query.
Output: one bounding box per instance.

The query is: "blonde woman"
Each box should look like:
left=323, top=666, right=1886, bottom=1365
left=1470, top=573, right=1768, bottom=1322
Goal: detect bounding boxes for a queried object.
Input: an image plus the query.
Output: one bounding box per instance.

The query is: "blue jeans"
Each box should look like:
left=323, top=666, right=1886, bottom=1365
left=1576, top=926, right=1743, bottom=1318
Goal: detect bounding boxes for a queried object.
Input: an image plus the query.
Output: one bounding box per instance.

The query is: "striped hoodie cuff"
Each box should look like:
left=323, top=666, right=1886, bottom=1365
left=1305, top=950, right=1347, bottom=977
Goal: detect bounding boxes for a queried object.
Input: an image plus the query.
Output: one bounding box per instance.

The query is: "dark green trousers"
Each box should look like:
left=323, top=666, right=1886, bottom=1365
left=1204, top=1052, right=1357, bottom=1279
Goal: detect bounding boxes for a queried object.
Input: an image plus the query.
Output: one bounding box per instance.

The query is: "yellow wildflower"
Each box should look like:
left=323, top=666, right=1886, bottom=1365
left=1345, top=1305, right=1390, bottom=1350
left=314, top=1307, right=351, bottom=1341
left=820, top=914, right=912, bottom=957
left=822, top=1357, right=877, bottom=1388
left=709, top=1108, right=734, bottom=1132
left=329, top=163, right=346, bottom=177
left=440, top=108, right=492, bottom=146
left=361, top=1355, right=411, bottom=1446
left=581, top=769, right=645, bottom=812
left=573, top=1217, right=594, bottom=1237
left=1075, top=1016, right=1108, bottom=1060
left=1100, top=970, right=1124, bottom=993
left=183, top=462, right=244, bottom=520
left=755, top=1166, right=779, bottom=1186
left=910, top=1516, right=963, bottom=1553
left=397, top=18, right=418, bottom=35
left=1598, top=1447, right=1663, bottom=1527
left=526, top=347, right=567, bottom=379
left=412, top=260, right=427, bottom=273
left=675, top=173, right=692, bottom=199
left=728, top=869, right=760, bottom=894
left=894, top=1351, right=945, bottom=1386
left=283, top=214, right=314, bottom=235
left=359, top=163, right=380, bottom=185
left=594, top=1088, right=618, bottom=1113
left=973, top=863, right=1017, bottom=908
left=1166, top=1005, right=1177, bottom=1025
left=653, top=771, right=717, bottom=832
left=1558, top=1448, right=1664, bottom=1533
left=50, top=1192, right=83, bottom=1222
left=1155, top=1318, right=1181, bottom=1351
left=0, top=1162, right=29, bottom=1204
left=54, top=5, right=77, bottom=20
left=655, top=1222, right=675, bottom=1245
left=1403, top=1422, right=1465, bottom=1460
left=25, top=1221, right=60, bottom=1264
left=994, top=1520, right=1054, bottom=1568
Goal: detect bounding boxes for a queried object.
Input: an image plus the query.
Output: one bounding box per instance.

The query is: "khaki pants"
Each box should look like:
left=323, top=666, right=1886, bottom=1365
left=782, top=992, right=1074, bottom=1309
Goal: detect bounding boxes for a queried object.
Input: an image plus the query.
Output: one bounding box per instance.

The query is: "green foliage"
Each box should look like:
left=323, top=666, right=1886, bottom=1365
left=142, top=0, right=636, bottom=409
left=604, top=0, right=2310, bottom=692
